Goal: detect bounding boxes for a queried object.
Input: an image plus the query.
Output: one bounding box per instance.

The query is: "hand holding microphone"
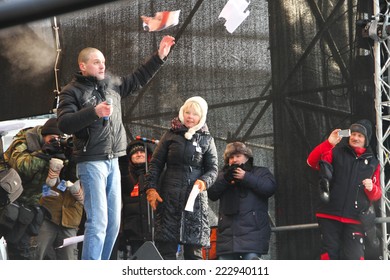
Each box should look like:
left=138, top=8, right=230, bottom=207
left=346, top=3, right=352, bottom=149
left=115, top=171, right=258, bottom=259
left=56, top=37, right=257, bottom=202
left=103, top=98, right=113, bottom=126
left=94, top=98, right=113, bottom=125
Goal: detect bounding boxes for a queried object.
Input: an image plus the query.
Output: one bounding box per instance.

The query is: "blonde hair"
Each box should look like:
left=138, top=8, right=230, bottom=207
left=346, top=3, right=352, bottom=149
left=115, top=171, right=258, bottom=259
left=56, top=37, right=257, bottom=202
left=178, top=96, right=208, bottom=140
left=78, top=47, right=101, bottom=64
left=182, top=101, right=202, bottom=118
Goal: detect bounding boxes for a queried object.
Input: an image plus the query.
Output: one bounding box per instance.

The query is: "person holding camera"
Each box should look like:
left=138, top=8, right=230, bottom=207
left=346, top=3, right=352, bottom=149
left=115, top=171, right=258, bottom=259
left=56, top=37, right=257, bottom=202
left=208, top=142, right=277, bottom=260
left=307, top=119, right=382, bottom=260
left=3, top=118, right=83, bottom=259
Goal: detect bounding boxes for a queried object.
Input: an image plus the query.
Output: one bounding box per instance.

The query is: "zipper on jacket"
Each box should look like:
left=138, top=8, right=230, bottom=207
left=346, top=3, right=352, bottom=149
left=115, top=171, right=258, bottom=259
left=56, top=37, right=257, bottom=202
left=82, top=95, right=97, bottom=107
left=95, top=84, right=105, bottom=101
left=83, top=128, right=91, bottom=152
left=354, top=184, right=362, bottom=209
left=352, top=153, right=374, bottom=210
left=108, top=113, right=114, bottom=159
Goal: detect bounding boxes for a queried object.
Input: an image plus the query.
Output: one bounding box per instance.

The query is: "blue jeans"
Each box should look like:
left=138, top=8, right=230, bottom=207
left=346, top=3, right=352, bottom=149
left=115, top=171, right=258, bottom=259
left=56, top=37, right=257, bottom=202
left=77, top=159, right=121, bottom=260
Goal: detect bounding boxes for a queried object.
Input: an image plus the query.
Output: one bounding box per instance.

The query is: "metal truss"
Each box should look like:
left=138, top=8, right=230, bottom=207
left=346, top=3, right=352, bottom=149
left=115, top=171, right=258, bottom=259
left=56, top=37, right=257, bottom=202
left=373, top=0, right=390, bottom=261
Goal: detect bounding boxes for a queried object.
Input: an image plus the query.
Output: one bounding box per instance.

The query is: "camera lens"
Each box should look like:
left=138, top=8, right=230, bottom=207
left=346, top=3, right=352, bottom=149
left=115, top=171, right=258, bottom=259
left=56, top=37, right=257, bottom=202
left=60, top=136, right=73, bottom=148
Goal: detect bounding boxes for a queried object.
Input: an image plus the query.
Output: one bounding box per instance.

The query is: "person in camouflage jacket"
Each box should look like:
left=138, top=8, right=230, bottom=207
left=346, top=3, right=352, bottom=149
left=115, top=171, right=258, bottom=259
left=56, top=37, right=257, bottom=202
left=3, top=118, right=83, bottom=259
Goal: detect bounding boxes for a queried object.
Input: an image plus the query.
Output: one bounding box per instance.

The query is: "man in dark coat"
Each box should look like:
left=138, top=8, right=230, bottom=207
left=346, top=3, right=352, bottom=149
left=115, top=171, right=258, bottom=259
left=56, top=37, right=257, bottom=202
left=307, top=119, right=381, bottom=259
left=56, top=36, right=175, bottom=260
left=208, top=142, right=277, bottom=260
left=145, top=96, right=218, bottom=260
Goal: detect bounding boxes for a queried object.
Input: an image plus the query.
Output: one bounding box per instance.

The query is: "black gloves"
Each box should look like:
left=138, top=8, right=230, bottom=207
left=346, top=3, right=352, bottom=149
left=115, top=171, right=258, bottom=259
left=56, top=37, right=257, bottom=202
left=223, top=166, right=234, bottom=183
left=223, top=162, right=253, bottom=184
left=318, top=160, right=333, bottom=203
left=318, top=178, right=330, bottom=203
left=42, top=138, right=62, bottom=155
left=223, top=164, right=240, bottom=184
left=319, top=160, right=333, bottom=181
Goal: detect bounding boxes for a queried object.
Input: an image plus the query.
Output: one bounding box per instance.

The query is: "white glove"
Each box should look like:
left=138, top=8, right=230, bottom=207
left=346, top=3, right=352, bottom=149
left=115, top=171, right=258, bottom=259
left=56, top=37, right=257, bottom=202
left=46, top=158, right=64, bottom=187
left=65, top=180, right=84, bottom=205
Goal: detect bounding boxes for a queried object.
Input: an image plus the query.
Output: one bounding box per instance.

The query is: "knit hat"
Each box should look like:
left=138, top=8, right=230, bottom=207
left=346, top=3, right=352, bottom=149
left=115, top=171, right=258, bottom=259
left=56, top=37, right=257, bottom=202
left=350, top=119, right=372, bottom=147
left=129, top=144, right=145, bottom=156
left=223, top=142, right=253, bottom=165
left=178, top=96, right=208, bottom=140
left=126, top=140, right=153, bottom=162
left=41, top=118, right=62, bottom=136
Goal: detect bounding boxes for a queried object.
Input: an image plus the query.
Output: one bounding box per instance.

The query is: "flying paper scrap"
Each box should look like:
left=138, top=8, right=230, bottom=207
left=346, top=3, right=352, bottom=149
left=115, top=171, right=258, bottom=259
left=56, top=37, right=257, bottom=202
left=141, top=10, right=181, bottom=32
left=219, top=0, right=250, bottom=33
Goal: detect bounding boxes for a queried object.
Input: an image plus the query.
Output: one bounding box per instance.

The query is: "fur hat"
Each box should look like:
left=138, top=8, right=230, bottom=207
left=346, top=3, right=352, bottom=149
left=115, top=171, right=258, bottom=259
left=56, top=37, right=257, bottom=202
left=41, top=118, right=62, bottom=136
left=223, top=142, right=253, bottom=165
left=350, top=119, right=372, bottom=147
left=178, top=96, right=208, bottom=140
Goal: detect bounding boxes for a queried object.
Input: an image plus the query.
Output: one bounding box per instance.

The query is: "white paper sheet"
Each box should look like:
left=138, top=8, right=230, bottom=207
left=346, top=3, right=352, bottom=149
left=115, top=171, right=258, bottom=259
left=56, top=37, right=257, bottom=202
left=219, top=0, right=250, bottom=33
left=0, top=236, right=7, bottom=260
left=185, top=184, right=200, bottom=212
left=56, top=235, right=84, bottom=249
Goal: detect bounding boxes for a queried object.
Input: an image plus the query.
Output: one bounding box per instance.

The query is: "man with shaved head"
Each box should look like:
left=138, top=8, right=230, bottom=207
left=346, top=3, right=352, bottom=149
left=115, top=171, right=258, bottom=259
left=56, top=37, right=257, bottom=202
left=57, top=35, right=175, bottom=260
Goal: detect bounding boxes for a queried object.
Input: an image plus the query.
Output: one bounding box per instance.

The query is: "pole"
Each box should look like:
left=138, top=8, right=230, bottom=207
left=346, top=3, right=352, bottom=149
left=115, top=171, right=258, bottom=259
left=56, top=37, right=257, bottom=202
left=144, top=143, right=155, bottom=243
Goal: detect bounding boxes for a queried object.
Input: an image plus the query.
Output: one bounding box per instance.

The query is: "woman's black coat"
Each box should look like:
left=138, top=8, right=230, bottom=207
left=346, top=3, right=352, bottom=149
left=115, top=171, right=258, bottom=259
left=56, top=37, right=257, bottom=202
left=145, top=126, right=218, bottom=247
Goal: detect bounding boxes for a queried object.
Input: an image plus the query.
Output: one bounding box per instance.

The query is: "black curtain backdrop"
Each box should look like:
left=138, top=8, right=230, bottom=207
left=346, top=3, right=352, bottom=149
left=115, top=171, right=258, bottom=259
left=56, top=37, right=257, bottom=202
left=269, top=0, right=378, bottom=259
left=0, top=0, right=380, bottom=259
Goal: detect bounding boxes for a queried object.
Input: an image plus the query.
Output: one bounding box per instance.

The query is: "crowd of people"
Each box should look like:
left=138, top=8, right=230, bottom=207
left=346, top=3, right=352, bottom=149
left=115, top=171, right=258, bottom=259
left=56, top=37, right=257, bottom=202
left=0, top=32, right=381, bottom=260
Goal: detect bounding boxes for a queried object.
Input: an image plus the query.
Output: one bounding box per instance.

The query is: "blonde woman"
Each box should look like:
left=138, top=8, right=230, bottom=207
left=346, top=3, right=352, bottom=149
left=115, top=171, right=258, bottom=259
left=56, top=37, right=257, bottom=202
left=145, top=96, right=218, bottom=260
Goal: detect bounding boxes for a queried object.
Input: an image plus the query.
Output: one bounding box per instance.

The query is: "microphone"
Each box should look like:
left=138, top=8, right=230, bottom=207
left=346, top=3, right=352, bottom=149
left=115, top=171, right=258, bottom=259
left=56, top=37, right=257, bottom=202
left=103, top=98, right=113, bottom=127
left=136, top=135, right=160, bottom=144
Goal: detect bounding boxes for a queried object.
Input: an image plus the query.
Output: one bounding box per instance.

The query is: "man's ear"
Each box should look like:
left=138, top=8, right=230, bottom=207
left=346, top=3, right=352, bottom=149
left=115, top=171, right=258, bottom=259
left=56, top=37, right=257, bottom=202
left=79, top=62, right=86, bottom=72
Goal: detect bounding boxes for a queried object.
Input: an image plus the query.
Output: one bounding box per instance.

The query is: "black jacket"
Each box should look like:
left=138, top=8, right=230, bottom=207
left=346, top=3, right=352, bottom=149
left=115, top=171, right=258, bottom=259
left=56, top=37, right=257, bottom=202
left=208, top=165, right=276, bottom=256
left=57, top=54, right=163, bottom=162
left=120, top=140, right=153, bottom=242
left=318, top=144, right=378, bottom=220
left=145, top=123, right=218, bottom=246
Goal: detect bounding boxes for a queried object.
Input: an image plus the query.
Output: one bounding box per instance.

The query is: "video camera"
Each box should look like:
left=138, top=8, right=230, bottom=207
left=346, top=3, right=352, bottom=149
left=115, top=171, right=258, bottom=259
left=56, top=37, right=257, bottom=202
left=59, top=136, right=73, bottom=150
left=59, top=136, right=74, bottom=159
left=42, top=136, right=74, bottom=159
